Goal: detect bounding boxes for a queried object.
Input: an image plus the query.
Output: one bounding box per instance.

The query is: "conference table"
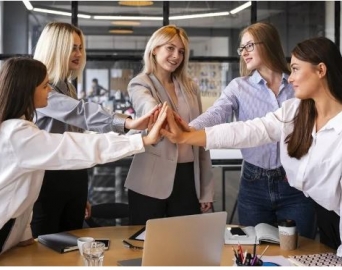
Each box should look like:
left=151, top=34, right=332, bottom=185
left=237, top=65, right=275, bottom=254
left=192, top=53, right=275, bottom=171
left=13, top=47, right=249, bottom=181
left=0, top=226, right=334, bottom=266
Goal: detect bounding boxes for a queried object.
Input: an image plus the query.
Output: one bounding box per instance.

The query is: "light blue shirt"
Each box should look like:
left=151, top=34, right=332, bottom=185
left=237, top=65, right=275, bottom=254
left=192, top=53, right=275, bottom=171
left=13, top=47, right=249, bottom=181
left=190, top=70, right=294, bottom=169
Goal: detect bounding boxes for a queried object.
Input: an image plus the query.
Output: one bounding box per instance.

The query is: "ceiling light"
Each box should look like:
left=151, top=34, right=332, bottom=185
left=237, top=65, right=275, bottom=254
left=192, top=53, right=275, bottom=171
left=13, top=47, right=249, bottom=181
left=230, top=1, right=252, bottom=15
left=94, top=15, right=162, bottom=21
left=118, top=1, right=153, bottom=7
left=32, top=8, right=91, bottom=18
left=170, top=11, right=230, bottom=20
left=109, top=29, right=134, bottom=34
left=111, top=21, right=141, bottom=26
left=22, top=0, right=33, bottom=10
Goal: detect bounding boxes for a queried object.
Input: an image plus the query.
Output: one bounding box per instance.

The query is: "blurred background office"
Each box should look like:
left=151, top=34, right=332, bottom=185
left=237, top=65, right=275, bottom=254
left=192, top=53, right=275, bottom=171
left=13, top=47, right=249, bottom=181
left=0, top=1, right=341, bottom=226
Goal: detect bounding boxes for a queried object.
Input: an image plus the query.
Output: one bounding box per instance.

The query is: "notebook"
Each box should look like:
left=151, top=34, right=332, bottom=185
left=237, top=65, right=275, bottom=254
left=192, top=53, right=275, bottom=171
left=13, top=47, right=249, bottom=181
left=38, top=232, right=79, bottom=253
left=118, top=211, right=227, bottom=266
left=225, top=223, right=279, bottom=245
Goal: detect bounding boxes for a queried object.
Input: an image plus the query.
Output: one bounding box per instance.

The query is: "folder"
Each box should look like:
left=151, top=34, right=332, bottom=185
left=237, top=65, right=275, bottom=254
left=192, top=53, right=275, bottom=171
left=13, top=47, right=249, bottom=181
left=38, top=232, right=79, bottom=253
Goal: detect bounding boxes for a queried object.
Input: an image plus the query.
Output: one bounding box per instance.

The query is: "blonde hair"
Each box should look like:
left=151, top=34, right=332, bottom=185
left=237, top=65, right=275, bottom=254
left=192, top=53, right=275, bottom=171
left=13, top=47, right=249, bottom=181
left=239, top=22, right=289, bottom=76
left=33, top=22, right=86, bottom=86
left=143, top=25, right=193, bottom=93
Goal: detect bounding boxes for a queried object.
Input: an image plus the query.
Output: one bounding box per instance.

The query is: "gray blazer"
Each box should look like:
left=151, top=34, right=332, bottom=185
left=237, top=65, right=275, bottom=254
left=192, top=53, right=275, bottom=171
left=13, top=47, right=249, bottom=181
left=35, top=80, right=128, bottom=134
left=125, top=73, right=214, bottom=202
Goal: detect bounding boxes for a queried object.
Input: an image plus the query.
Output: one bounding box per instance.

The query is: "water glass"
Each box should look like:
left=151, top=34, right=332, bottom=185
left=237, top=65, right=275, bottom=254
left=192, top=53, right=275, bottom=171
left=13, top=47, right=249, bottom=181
left=82, top=241, right=105, bottom=266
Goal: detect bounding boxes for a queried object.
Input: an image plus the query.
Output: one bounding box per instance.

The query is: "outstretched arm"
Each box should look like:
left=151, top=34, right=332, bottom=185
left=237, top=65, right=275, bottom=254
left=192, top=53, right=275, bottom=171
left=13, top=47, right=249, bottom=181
left=124, top=104, right=162, bottom=131
left=161, top=109, right=206, bottom=147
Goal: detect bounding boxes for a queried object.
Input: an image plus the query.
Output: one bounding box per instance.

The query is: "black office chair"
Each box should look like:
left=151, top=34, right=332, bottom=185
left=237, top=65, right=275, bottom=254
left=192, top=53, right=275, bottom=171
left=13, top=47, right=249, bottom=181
left=85, top=203, right=129, bottom=228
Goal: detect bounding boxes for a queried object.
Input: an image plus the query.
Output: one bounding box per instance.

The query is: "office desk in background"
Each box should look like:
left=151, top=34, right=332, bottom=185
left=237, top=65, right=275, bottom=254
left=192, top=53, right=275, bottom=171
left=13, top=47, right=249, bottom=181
left=210, top=149, right=243, bottom=221
left=0, top=226, right=333, bottom=266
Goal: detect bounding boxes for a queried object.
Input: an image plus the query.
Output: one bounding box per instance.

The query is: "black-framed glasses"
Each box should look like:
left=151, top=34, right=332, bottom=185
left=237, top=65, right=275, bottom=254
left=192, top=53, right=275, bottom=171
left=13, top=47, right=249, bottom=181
left=237, top=42, right=263, bottom=55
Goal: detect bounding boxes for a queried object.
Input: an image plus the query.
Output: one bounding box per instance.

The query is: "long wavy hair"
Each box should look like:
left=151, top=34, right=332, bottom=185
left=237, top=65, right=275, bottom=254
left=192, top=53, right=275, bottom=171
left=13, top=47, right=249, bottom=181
left=0, top=58, right=47, bottom=123
left=33, top=22, right=86, bottom=86
left=286, top=37, right=342, bottom=159
left=239, top=22, right=289, bottom=76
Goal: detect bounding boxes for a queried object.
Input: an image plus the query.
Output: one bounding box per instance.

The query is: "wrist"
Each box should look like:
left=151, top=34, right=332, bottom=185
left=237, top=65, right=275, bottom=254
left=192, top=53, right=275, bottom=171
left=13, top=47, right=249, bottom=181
left=124, top=117, right=132, bottom=131
left=142, top=136, right=151, bottom=146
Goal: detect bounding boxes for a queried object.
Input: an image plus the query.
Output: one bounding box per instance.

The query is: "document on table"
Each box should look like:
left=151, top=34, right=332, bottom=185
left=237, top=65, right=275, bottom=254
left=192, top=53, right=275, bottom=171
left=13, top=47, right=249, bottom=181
left=129, top=227, right=146, bottom=241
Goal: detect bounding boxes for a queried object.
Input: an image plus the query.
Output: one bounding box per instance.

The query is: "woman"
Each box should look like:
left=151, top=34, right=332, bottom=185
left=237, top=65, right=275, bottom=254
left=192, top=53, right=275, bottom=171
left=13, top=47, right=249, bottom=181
left=163, top=37, right=342, bottom=255
left=0, top=57, right=167, bottom=254
left=32, top=22, right=158, bottom=237
left=189, top=22, right=316, bottom=239
left=125, top=25, right=214, bottom=225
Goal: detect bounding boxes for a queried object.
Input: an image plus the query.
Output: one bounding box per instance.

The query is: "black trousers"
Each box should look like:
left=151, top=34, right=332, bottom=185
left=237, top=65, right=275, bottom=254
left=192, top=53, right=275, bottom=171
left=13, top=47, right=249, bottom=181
left=0, top=219, right=15, bottom=253
left=128, top=162, right=201, bottom=225
left=31, top=169, right=88, bottom=238
left=314, top=201, right=341, bottom=250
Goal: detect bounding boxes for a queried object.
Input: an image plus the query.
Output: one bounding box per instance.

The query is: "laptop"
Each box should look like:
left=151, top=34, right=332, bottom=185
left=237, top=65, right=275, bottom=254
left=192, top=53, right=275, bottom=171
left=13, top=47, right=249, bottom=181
left=118, top=211, right=227, bottom=266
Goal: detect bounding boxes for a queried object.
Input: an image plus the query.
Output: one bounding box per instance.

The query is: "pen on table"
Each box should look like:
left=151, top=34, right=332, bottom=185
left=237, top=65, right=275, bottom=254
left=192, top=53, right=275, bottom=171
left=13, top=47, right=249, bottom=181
left=251, top=236, right=257, bottom=266
left=237, top=243, right=244, bottom=261
left=253, top=236, right=257, bottom=257
left=259, top=245, right=269, bottom=260
left=242, top=250, right=248, bottom=265
left=232, top=247, right=239, bottom=261
left=122, top=240, right=143, bottom=250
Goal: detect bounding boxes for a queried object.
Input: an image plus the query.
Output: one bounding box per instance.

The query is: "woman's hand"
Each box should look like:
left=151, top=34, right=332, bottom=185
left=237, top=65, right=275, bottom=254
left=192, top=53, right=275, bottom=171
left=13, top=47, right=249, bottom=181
left=17, top=238, right=35, bottom=247
left=200, top=202, right=212, bottom=213
left=172, top=111, right=193, bottom=132
left=85, top=201, right=92, bottom=219
left=142, top=102, right=168, bottom=146
left=160, top=108, right=186, bottom=144
left=161, top=110, right=207, bottom=147
left=124, top=104, right=162, bottom=130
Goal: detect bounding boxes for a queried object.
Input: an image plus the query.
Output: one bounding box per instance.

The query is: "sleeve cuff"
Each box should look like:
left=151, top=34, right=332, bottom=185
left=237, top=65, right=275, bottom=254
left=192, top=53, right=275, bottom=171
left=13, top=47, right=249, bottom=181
left=113, top=113, right=130, bottom=134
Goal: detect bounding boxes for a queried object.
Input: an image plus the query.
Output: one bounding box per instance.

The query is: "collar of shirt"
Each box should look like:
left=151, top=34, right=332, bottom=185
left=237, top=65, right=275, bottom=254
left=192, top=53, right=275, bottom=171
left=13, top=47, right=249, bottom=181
left=319, top=110, right=342, bottom=134
left=250, top=70, right=289, bottom=86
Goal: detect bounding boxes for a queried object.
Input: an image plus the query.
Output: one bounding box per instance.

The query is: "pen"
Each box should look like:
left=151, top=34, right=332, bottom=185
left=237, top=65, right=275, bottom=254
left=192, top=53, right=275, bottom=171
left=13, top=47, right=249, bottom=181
left=232, top=247, right=239, bottom=261
left=251, top=236, right=257, bottom=266
left=259, top=245, right=269, bottom=259
left=122, top=240, right=143, bottom=250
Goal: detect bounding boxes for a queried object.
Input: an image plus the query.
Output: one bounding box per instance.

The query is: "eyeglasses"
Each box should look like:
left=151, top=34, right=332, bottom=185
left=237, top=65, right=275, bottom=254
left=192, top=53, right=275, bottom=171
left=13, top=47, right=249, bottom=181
left=237, top=42, right=263, bottom=55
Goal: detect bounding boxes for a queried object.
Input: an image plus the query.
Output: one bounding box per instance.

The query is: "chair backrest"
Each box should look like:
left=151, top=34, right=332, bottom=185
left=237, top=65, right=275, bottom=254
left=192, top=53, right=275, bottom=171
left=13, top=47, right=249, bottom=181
left=85, top=203, right=129, bottom=228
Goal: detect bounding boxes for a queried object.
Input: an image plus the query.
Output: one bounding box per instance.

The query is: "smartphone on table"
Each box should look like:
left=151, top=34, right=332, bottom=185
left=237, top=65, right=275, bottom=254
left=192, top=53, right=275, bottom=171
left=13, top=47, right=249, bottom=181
left=229, top=227, right=247, bottom=237
left=95, top=239, right=110, bottom=250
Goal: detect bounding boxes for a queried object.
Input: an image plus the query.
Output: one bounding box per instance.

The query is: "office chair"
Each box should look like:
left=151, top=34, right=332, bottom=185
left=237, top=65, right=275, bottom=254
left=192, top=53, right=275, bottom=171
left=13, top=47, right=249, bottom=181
left=85, top=202, right=129, bottom=228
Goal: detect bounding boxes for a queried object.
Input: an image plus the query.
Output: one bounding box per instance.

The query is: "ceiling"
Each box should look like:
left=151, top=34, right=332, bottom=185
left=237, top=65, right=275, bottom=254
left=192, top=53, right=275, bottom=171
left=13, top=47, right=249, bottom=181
left=28, top=1, right=285, bottom=37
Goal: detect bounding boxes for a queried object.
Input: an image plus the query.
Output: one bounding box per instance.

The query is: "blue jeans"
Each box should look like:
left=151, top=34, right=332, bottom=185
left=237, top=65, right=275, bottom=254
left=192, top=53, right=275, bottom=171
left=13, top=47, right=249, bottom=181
left=238, top=161, right=317, bottom=239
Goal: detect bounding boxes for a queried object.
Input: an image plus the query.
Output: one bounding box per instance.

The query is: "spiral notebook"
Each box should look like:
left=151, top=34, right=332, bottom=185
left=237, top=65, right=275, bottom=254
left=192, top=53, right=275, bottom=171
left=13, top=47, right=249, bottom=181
left=288, top=253, right=342, bottom=266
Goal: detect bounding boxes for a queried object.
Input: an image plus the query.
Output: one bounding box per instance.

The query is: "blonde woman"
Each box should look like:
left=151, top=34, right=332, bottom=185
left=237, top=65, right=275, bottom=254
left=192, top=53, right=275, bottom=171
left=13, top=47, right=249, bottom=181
left=189, top=22, right=316, bottom=239
left=125, top=25, right=214, bottom=225
left=32, top=22, right=158, bottom=237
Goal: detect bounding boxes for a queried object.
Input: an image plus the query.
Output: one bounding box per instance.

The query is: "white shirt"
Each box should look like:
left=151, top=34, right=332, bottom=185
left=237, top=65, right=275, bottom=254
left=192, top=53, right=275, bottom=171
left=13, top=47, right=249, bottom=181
left=205, top=98, right=342, bottom=256
left=0, top=119, right=144, bottom=254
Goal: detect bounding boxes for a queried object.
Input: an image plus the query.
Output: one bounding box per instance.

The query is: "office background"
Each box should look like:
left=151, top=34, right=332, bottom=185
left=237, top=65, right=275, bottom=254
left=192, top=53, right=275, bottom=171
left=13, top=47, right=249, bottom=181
left=0, top=1, right=341, bottom=224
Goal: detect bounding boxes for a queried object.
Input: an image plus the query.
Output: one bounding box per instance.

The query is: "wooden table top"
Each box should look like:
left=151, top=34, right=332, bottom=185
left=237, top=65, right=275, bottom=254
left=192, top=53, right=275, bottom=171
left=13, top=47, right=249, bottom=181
left=0, top=226, right=334, bottom=266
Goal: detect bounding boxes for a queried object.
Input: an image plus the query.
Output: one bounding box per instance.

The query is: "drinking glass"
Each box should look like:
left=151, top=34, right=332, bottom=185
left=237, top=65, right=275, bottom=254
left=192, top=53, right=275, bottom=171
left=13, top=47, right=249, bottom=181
left=82, top=241, right=105, bottom=266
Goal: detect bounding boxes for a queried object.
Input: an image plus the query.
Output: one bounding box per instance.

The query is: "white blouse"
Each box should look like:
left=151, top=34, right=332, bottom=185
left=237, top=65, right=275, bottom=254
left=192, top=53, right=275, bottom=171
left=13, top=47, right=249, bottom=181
left=205, top=98, right=342, bottom=256
left=0, top=119, right=144, bottom=254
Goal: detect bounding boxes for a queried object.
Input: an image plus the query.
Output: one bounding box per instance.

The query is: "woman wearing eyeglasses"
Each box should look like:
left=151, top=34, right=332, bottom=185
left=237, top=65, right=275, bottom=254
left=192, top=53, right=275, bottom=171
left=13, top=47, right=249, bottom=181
left=189, top=22, right=316, bottom=239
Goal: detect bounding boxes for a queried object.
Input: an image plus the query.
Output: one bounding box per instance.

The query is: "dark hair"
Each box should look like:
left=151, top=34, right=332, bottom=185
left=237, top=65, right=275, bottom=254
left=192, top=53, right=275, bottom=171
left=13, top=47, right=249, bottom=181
left=286, top=37, right=342, bottom=158
left=92, top=78, right=98, bottom=83
left=0, top=57, right=47, bottom=123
